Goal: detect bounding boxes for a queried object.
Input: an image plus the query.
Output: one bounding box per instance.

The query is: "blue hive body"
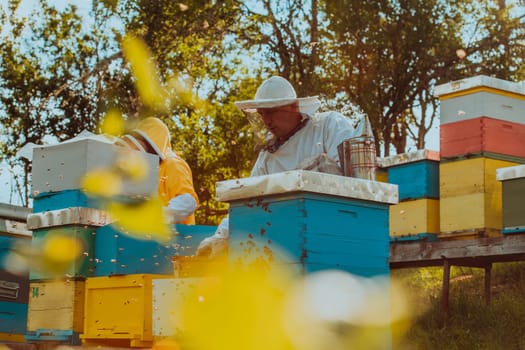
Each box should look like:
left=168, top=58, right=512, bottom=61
left=229, top=192, right=390, bottom=277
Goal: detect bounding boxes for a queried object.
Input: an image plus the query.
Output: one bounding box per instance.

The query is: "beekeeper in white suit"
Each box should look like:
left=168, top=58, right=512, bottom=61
left=196, top=76, right=357, bottom=257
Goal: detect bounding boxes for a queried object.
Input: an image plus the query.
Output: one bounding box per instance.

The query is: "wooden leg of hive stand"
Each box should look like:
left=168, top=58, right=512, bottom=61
left=441, top=259, right=450, bottom=314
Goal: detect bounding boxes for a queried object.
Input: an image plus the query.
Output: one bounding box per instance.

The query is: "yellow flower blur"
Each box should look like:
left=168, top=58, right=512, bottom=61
left=101, top=108, right=125, bottom=136
left=179, top=264, right=295, bottom=350
left=81, top=168, right=122, bottom=198
left=41, top=233, right=83, bottom=264
left=122, top=34, right=168, bottom=111
left=107, top=196, right=172, bottom=242
left=115, top=150, right=149, bottom=181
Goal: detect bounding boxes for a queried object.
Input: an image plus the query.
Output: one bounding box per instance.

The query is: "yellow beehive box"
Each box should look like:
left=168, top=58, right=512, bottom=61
left=439, top=192, right=503, bottom=237
left=440, top=157, right=519, bottom=198
left=389, top=198, right=439, bottom=238
left=27, top=279, right=85, bottom=332
left=0, top=332, right=26, bottom=343
left=82, top=274, right=170, bottom=348
left=375, top=167, right=388, bottom=183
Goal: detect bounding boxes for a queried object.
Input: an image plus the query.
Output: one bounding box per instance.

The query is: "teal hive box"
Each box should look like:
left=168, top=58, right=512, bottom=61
left=378, top=150, right=440, bottom=201
left=29, top=226, right=96, bottom=280
left=26, top=207, right=112, bottom=280
left=93, top=224, right=176, bottom=276
left=174, top=224, right=217, bottom=256
left=1, top=236, right=31, bottom=335
left=0, top=300, right=28, bottom=334
left=32, top=190, right=100, bottom=213
left=216, top=170, right=398, bottom=278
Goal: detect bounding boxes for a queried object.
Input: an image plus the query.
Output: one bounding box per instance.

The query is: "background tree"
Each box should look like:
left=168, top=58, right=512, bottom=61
left=0, top=1, right=118, bottom=205
left=321, top=0, right=472, bottom=156
left=236, top=0, right=326, bottom=96
left=457, top=0, right=525, bottom=81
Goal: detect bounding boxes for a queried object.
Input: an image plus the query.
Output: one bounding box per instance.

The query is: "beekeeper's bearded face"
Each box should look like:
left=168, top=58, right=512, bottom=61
left=257, top=103, right=301, bottom=139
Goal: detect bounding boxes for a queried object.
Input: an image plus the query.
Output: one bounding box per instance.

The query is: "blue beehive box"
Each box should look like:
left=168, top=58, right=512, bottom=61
left=29, top=226, right=97, bottom=280
left=32, top=190, right=99, bottom=213
left=0, top=301, right=28, bottom=334
left=94, top=224, right=176, bottom=276
left=26, top=207, right=112, bottom=280
left=1, top=237, right=30, bottom=335
left=216, top=170, right=398, bottom=278
left=174, top=224, right=217, bottom=256
left=378, top=150, right=440, bottom=201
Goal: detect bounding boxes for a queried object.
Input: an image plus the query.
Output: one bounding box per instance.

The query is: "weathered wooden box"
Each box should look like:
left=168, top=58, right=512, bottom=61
left=216, top=170, right=398, bottom=277
left=0, top=300, right=28, bottom=334
left=93, top=224, right=175, bottom=277
left=439, top=157, right=519, bottom=236
left=439, top=193, right=503, bottom=236
left=435, top=75, right=525, bottom=125
left=27, top=207, right=111, bottom=280
left=0, top=234, right=30, bottom=304
left=31, top=138, right=158, bottom=199
left=151, top=277, right=201, bottom=338
left=27, top=279, right=85, bottom=334
left=389, top=198, right=439, bottom=241
left=0, top=219, right=31, bottom=337
left=496, top=164, right=525, bottom=234
left=440, top=157, right=518, bottom=198
left=29, top=225, right=97, bottom=280
left=378, top=150, right=440, bottom=200
left=440, top=117, right=525, bottom=160
left=82, top=274, right=169, bottom=348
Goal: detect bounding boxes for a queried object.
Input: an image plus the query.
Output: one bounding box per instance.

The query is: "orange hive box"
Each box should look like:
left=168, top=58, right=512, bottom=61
left=440, top=117, right=525, bottom=160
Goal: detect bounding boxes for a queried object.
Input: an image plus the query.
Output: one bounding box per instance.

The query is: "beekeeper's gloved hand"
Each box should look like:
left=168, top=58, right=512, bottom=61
left=164, top=193, right=197, bottom=223
left=196, top=217, right=229, bottom=258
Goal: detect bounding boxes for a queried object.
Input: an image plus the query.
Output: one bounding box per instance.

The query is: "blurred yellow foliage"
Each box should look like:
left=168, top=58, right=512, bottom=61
left=179, top=264, right=295, bottom=350
left=108, top=196, right=172, bottom=242
left=122, top=34, right=168, bottom=111
left=81, top=168, right=122, bottom=197
left=115, top=149, right=149, bottom=181
left=41, top=233, right=83, bottom=264
left=101, top=108, right=125, bottom=136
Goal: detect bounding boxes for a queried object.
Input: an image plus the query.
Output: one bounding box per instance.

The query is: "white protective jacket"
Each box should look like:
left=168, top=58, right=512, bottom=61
left=250, top=111, right=356, bottom=176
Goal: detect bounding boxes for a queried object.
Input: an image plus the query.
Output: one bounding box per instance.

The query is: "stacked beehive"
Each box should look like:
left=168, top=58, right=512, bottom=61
left=0, top=204, right=32, bottom=343
left=435, top=75, right=525, bottom=238
left=24, top=137, right=168, bottom=347
left=378, top=150, right=440, bottom=242
left=83, top=224, right=217, bottom=347
left=216, top=170, right=398, bottom=277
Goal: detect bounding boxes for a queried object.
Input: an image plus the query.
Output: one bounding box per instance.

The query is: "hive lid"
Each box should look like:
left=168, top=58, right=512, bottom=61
left=27, top=207, right=113, bottom=230
left=496, top=164, right=525, bottom=181
left=377, top=149, right=440, bottom=168
left=216, top=170, right=398, bottom=204
left=435, top=75, right=525, bottom=98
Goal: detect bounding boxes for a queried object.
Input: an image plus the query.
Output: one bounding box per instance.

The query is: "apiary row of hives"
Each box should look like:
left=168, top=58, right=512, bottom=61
left=1, top=74, right=524, bottom=349
left=382, top=75, right=525, bottom=241
left=1, top=136, right=217, bottom=348
left=2, top=135, right=401, bottom=348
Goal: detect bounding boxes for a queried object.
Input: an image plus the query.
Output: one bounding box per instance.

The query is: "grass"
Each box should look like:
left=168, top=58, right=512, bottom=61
left=392, top=262, right=525, bottom=350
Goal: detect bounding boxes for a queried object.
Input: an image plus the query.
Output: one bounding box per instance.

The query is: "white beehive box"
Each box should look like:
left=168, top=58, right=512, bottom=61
left=31, top=138, right=158, bottom=198
left=152, top=277, right=203, bottom=338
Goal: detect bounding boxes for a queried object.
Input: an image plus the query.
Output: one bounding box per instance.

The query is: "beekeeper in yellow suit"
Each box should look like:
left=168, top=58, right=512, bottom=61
left=120, top=117, right=199, bottom=225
